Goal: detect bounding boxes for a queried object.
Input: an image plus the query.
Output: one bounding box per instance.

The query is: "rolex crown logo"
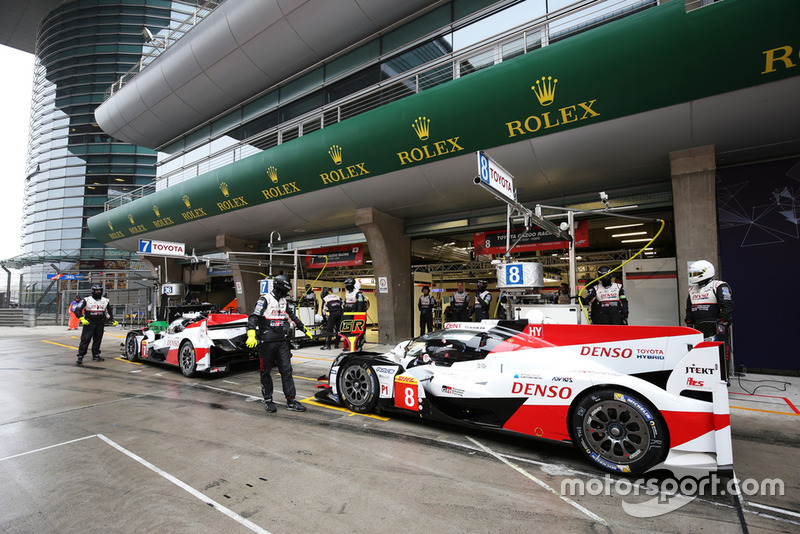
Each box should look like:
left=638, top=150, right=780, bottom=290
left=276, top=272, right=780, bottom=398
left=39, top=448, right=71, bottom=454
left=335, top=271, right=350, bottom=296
left=108, top=220, right=114, bottom=231
left=328, top=145, right=342, bottom=166
left=153, top=205, right=160, bottom=217
left=182, top=195, right=191, bottom=208
left=219, top=182, right=229, bottom=197
left=267, top=166, right=278, bottom=183
left=412, top=116, right=430, bottom=140
left=127, top=214, right=135, bottom=224
left=532, top=76, right=558, bottom=106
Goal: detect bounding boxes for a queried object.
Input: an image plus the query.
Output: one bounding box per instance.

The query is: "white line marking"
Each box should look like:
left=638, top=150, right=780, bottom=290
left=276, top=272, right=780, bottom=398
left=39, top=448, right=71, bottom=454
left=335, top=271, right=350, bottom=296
left=0, top=435, right=97, bottom=462
left=466, top=436, right=607, bottom=525
left=97, top=434, right=271, bottom=534
left=747, top=502, right=800, bottom=519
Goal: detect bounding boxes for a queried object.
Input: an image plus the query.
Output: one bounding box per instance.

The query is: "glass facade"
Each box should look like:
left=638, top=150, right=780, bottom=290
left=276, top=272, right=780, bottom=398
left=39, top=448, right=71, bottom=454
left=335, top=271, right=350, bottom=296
left=153, top=0, right=655, bottom=189
left=20, top=0, right=197, bottom=286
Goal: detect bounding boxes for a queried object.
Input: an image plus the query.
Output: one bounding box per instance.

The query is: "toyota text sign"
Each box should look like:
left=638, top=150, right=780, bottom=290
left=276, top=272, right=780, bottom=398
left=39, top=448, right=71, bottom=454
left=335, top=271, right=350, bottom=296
left=138, top=239, right=185, bottom=257
left=477, top=151, right=515, bottom=201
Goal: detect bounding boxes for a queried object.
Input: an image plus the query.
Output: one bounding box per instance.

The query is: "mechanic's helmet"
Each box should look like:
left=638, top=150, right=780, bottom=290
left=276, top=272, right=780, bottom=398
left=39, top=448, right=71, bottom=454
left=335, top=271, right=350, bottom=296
left=91, top=284, right=103, bottom=299
left=344, top=277, right=356, bottom=291
left=321, top=287, right=329, bottom=298
left=597, top=266, right=613, bottom=286
left=272, top=275, right=292, bottom=298
left=688, top=260, right=715, bottom=285
left=477, top=280, right=488, bottom=291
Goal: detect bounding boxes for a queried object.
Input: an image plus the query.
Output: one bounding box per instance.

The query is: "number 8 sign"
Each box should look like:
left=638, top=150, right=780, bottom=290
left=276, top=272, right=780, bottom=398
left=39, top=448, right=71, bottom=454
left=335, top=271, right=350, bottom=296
left=394, top=375, right=420, bottom=411
left=506, top=263, right=524, bottom=285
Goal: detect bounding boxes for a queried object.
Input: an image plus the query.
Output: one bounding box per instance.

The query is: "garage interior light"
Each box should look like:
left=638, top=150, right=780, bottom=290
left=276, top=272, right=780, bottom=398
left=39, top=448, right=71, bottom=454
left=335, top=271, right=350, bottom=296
left=611, top=231, right=647, bottom=238
left=605, top=223, right=644, bottom=230
left=621, top=238, right=651, bottom=243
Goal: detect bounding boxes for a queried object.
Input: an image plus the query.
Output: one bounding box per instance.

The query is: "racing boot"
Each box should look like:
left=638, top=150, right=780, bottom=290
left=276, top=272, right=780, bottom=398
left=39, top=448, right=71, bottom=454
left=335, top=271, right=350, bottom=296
left=264, top=399, right=277, bottom=413
left=76, top=356, right=83, bottom=365
left=286, top=399, right=306, bottom=412
left=321, top=344, right=330, bottom=350
left=92, top=355, right=105, bottom=362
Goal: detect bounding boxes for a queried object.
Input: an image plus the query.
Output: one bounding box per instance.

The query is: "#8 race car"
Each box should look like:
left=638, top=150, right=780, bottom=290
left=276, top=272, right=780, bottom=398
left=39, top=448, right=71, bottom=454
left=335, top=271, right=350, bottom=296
left=315, top=319, right=733, bottom=475
left=123, top=312, right=256, bottom=377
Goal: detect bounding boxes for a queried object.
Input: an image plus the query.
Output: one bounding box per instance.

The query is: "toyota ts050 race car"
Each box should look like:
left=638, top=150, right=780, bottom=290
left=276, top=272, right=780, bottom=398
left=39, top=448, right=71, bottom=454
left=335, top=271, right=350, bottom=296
left=316, top=319, right=733, bottom=475
left=123, top=312, right=256, bottom=377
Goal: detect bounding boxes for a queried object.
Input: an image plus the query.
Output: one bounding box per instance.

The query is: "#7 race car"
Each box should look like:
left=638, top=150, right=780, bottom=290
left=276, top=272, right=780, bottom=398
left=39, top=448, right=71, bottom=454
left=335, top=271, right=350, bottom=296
left=122, top=312, right=256, bottom=377
left=315, top=318, right=733, bottom=475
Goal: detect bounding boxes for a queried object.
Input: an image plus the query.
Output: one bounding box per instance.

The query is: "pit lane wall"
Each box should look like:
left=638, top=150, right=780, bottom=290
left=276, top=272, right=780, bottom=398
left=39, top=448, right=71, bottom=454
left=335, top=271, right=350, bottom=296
left=89, top=0, right=800, bottom=244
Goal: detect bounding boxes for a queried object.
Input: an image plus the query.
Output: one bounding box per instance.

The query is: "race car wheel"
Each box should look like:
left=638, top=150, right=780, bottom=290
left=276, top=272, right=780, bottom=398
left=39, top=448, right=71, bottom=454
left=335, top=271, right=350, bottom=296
left=570, top=389, right=668, bottom=475
left=178, top=341, right=198, bottom=378
left=124, top=332, right=139, bottom=362
left=337, top=361, right=379, bottom=413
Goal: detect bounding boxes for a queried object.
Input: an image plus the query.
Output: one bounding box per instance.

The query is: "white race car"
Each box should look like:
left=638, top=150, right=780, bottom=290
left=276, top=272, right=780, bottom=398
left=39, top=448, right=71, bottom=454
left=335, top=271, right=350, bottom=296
left=123, top=312, right=256, bottom=376
left=316, top=319, right=733, bottom=475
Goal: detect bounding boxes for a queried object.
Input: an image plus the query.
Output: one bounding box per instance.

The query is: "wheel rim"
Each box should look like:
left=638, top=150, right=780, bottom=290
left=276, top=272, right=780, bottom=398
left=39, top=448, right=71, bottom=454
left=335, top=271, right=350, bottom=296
left=341, top=366, right=370, bottom=406
left=180, top=344, right=194, bottom=372
left=125, top=336, right=136, bottom=358
left=581, top=399, right=650, bottom=463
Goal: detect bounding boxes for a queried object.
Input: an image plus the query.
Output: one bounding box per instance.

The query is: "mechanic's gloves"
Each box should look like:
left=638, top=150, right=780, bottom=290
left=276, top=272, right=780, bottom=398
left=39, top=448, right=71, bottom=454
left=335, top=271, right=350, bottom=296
left=111, top=320, right=118, bottom=326
left=79, top=317, right=89, bottom=326
left=303, top=326, right=313, bottom=339
left=246, top=329, right=258, bottom=348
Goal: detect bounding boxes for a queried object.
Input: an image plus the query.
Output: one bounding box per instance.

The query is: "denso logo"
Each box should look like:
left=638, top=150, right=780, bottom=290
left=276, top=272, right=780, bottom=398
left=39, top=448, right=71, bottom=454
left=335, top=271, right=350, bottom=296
left=580, top=346, right=632, bottom=358
left=512, top=382, right=572, bottom=399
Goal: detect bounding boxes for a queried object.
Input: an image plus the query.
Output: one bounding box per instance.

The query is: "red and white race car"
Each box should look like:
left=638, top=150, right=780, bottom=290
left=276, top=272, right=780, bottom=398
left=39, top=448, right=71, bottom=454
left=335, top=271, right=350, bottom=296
left=316, top=318, right=733, bottom=475
left=123, top=312, right=256, bottom=376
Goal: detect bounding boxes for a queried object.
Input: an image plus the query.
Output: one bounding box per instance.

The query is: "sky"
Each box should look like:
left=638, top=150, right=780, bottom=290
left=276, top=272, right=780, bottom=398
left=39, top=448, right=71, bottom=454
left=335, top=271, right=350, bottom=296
left=0, top=45, right=35, bottom=262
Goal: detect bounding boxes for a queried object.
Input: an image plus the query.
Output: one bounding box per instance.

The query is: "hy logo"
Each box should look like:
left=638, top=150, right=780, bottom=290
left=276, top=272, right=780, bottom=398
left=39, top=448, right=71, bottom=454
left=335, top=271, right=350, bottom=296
left=328, top=145, right=342, bottom=165
left=182, top=195, right=191, bottom=208
left=127, top=214, right=135, bottom=225
left=267, top=166, right=278, bottom=183
left=412, top=116, right=430, bottom=140
left=219, top=182, right=229, bottom=197
left=153, top=205, right=160, bottom=217
left=532, top=75, right=558, bottom=106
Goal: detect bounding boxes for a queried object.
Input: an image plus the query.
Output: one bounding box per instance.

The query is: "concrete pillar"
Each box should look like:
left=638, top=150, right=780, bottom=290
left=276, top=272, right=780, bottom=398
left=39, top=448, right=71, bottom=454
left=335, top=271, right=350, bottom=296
left=355, top=207, right=412, bottom=344
left=670, top=145, right=717, bottom=322
left=216, top=234, right=260, bottom=314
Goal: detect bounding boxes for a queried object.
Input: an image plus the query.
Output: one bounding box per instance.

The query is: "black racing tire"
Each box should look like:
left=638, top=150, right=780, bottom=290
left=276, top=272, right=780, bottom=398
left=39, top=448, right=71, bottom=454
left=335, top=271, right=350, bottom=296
left=124, top=332, right=139, bottom=362
left=570, top=388, right=668, bottom=475
left=178, top=340, right=198, bottom=378
left=337, top=361, right=379, bottom=413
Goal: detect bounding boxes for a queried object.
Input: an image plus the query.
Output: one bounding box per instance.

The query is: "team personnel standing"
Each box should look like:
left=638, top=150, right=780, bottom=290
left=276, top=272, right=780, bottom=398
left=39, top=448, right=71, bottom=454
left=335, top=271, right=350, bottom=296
left=321, top=287, right=343, bottom=350
left=342, top=277, right=368, bottom=350
left=473, top=280, right=492, bottom=321
left=583, top=266, right=628, bottom=325
left=246, top=275, right=311, bottom=413
left=74, top=285, right=117, bottom=365
left=685, top=259, right=734, bottom=340
left=450, top=282, right=471, bottom=322
left=418, top=286, right=435, bottom=335
left=299, top=284, right=318, bottom=313
left=68, top=295, right=82, bottom=330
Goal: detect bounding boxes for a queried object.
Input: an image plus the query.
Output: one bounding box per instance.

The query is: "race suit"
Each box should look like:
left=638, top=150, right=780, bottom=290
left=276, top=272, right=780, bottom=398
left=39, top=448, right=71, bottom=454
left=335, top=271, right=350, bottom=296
left=685, top=279, right=734, bottom=327
left=343, top=288, right=368, bottom=350
left=418, top=293, right=434, bottom=335
left=322, top=293, right=343, bottom=348
left=450, top=290, right=470, bottom=322
left=585, top=282, right=628, bottom=325
left=473, top=290, right=492, bottom=321
left=247, top=292, right=305, bottom=402
left=74, top=296, right=114, bottom=359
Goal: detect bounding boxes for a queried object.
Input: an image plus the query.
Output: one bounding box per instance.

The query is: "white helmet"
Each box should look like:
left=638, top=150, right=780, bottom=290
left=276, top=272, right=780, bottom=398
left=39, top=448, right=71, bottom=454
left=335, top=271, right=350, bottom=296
left=688, top=260, right=715, bottom=285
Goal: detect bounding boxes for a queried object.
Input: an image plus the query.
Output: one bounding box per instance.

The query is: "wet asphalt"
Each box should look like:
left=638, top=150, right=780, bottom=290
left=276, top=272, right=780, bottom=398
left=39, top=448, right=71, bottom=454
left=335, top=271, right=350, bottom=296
left=0, top=325, right=798, bottom=533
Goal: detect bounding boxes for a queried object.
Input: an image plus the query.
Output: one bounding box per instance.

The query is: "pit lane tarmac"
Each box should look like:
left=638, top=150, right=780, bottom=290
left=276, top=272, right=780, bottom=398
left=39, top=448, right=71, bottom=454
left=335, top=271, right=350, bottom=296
left=1, top=325, right=798, bottom=533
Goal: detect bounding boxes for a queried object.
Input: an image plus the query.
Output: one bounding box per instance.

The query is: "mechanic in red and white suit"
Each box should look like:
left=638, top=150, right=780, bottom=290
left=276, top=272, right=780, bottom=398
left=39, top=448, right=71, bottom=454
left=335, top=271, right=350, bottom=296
left=583, top=266, right=629, bottom=325
left=246, top=275, right=311, bottom=414
left=685, top=259, right=734, bottom=335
